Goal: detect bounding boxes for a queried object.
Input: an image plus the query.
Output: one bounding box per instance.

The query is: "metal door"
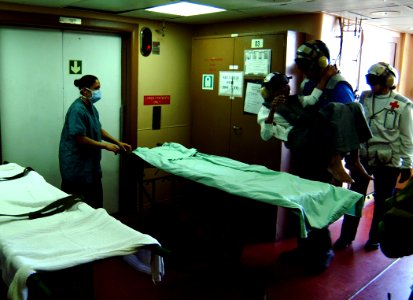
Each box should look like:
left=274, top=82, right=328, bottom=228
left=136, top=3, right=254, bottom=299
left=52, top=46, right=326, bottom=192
left=0, top=27, right=121, bottom=212
left=230, top=33, right=287, bottom=170
left=191, top=36, right=235, bottom=156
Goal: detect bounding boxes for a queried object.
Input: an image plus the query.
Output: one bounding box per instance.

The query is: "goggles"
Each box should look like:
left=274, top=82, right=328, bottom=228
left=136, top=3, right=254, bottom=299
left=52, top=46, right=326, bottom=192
left=365, top=74, right=383, bottom=86
left=295, top=58, right=312, bottom=71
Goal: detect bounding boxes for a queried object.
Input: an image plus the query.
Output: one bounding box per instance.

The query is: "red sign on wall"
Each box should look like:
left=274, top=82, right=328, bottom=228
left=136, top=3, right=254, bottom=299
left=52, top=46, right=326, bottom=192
left=144, top=95, right=170, bottom=105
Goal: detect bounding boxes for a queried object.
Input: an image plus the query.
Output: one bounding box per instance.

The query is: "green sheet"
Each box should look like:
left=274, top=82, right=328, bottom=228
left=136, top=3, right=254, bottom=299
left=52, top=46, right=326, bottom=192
left=134, top=142, right=363, bottom=238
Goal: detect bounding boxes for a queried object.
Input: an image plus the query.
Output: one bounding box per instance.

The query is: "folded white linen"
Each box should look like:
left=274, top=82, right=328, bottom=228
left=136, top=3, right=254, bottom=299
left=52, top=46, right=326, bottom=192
left=0, top=163, right=164, bottom=300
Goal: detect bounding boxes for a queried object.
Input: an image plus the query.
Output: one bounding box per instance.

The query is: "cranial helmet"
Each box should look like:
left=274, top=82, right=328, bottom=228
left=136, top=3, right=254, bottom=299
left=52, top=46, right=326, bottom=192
left=295, top=40, right=330, bottom=71
left=261, top=72, right=291, bottom=99
left=262, top=72, right=290, bottom=89
left=366, top=62, right=398, bottom=88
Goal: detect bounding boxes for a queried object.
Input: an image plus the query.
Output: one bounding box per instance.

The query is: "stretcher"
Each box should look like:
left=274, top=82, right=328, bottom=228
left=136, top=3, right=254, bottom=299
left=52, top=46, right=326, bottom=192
left=133, top=142, right=364, bottom=238
left=0, top=163, right=165, bottom=300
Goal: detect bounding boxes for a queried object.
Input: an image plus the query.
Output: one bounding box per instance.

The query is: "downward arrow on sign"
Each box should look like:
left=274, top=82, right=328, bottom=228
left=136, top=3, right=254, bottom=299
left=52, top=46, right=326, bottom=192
left=71, top=61, right=81, bottom=74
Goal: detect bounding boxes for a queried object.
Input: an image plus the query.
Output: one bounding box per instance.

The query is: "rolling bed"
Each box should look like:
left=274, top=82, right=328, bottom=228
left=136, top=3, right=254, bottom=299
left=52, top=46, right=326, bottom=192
left=133, top=142, right=364, bottom=238
left=0, top=163, right=165, bottom=300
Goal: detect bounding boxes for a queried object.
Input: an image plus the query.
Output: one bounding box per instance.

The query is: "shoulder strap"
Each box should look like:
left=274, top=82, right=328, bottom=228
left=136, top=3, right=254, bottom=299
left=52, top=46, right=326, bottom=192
left=325, top=73, right=353, bottom=91
left=316, top=74, right=354, bottom=109
left=0, top=166, right=34, bottom=180
left=0, top=194, right=84, bottom=219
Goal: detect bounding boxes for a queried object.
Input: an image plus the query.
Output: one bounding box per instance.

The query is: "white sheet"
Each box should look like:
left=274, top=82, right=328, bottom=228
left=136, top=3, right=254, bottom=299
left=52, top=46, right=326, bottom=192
left=0, top=163, right=164, bottom=300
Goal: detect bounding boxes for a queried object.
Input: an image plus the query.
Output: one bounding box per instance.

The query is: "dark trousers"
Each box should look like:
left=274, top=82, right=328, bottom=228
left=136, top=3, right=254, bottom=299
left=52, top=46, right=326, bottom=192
left=290, top=153, right=333, bottom=264
left=61, top=179, right=103, bottom=209
left=339, top=165, right=400, bottom=243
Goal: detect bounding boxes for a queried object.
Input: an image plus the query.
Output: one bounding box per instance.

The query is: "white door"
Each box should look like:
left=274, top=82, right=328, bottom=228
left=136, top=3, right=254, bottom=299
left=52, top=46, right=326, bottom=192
left=0, top=27, right=122, bottom=213
left=62, top=31, right=122, bottom=213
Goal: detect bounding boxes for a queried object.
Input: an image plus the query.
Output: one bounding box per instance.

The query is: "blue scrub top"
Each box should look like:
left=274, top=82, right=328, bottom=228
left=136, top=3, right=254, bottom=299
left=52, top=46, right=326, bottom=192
left=59, top=98, right=102, bottom=183
left=303, top=79, right=355, bottom=107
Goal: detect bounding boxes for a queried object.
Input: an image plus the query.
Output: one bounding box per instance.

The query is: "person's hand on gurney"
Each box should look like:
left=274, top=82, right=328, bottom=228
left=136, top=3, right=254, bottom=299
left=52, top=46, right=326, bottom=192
left=116, top=141, right=133, bottom=154
left=100, top=128, right=132, bottom=155
left=104, top=141, right=132, bottom=155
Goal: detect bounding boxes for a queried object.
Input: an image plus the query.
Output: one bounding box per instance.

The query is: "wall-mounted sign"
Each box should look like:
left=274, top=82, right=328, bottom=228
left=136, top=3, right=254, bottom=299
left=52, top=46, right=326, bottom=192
left=202, top=74, right=214, bottom=90
left=244, top=49, right=271, bottom=76
left=244, top=82, right=264, bottom=114
left=251, top=39, right=264, bottom=48
left=218, top=71, right=244, bottom=98
left=152, top=41, right=160, bottom=55
left=69, top=60, right=82, bottom=74
left=144, top=95, right=170, bottom=105
left=59, top=17, right=82, bottom=25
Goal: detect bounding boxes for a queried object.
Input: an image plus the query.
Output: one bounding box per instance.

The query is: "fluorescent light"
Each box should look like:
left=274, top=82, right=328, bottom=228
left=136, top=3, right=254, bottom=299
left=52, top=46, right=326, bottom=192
left=371, top=10, right=400, bottom=17
left=145, top=1, right=225, bottom=17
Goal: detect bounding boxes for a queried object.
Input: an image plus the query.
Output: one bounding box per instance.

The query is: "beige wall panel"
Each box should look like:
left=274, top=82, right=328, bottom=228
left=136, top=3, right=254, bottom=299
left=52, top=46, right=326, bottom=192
left=138, top=126, right=191, bottom=148
left=399, top=34, right=413, bottom=99
left=137, top=21, right=193, bottom=146
left=192, top=13, right=323, bottom=38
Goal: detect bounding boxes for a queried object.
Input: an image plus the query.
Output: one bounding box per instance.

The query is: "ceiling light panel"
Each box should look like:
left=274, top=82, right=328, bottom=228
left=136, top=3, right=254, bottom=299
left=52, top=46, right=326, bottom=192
left=145, top=1, right=225, bottom=16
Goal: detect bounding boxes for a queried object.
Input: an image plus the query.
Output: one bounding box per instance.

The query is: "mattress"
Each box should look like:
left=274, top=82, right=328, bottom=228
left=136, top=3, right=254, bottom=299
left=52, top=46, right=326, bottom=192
left=0, top=163, right=164, bottom=300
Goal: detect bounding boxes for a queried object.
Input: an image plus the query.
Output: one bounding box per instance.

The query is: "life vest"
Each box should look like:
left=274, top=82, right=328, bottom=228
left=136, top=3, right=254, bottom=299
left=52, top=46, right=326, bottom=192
left=317, top=73, right=354, bottom=108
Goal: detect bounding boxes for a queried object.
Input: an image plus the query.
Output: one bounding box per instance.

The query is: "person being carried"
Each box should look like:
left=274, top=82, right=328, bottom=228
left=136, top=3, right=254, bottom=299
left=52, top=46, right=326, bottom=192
left=257, top=68, right=373, bottom=184
left=260, top=39, right=370, bottom=275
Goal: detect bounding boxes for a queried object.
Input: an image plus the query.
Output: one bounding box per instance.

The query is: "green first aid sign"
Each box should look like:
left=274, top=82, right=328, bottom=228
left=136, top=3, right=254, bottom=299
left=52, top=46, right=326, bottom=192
left=69, top=60, right=82, bottom=74
left=202, top=74, right=214, bottom=90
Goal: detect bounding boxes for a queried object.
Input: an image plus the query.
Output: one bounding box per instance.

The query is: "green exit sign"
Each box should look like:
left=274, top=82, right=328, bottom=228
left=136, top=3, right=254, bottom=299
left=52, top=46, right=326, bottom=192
left=69, top=60, right=82, bottom=74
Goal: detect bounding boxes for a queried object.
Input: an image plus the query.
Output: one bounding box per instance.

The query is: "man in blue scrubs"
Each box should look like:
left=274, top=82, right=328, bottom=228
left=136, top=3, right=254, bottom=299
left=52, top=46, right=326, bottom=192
left=59, top=74, right=131, bottom=208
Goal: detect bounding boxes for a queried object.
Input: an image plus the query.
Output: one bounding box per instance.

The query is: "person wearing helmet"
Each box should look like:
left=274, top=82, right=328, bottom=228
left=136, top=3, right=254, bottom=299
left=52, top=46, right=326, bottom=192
left=293, top=40, right=358, bottom=180
left=266, top=40, right=361, bottom=274
left=295, top=40, right=355, bottom=108
left=257, top=68, right=372, bottom=274
left=258, top=68, right=372, bottom=183
left=334, top=62, right=413, bottom=251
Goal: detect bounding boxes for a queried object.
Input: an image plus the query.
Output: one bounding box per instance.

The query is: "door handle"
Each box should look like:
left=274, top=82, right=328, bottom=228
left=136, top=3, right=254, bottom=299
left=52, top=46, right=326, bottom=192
left=232, top=125, right=242, bottom=135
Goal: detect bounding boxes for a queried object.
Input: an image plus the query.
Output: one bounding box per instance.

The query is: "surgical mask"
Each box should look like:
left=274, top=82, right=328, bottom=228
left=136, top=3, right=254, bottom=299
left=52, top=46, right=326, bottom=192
left=87, top=88, right=102, bottom=103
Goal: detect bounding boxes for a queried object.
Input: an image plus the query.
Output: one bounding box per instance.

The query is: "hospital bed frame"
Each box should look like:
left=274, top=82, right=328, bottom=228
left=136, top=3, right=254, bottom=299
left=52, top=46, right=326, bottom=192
left=23, top=244, right=169, bottom=300
left=0, top=163, right=168, bottom=300
left=132, top=143, right=363, bottom=271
